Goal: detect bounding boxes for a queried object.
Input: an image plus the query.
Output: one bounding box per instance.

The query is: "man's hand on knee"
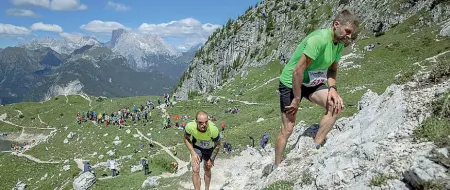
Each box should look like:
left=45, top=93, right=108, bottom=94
left=327, top=89, right=344, bottom=115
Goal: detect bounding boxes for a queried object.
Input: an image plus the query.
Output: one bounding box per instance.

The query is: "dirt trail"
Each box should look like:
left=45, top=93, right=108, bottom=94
left=0, top=113, right=56, bottom=130
left=79, top=94, right=92, bottom=107
left=248, top=77, right=279, bottom=92
left=12, top=152, right=60, bottom=164
left=135, top=129, right=188, bottom=167
left=38, top=115, right=50, bottom=127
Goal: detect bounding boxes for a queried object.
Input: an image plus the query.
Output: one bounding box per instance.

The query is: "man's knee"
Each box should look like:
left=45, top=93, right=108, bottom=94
left=280, top=113, right=295, bottom=137
left=192, top=162, right=200, bottom=173
left=280, top=124, right=294, bottom=137
left=204, top=164, right=212, bottom=172
left=325, top=105, right=340, bottom=118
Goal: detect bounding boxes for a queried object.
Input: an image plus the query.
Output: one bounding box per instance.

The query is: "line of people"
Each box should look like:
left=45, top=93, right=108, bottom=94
left=75, top=99, right=157, bottom=128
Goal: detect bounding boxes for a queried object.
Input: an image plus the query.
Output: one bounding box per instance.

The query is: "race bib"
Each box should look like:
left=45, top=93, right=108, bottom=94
left=197, top=140, right=213, bottom=149
left=303, top=70, right=327, bottom=87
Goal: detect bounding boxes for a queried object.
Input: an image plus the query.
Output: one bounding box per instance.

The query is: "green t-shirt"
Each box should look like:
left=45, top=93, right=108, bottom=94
left=279, top=28, right=344, bottom=88
left=184, top=121, right=220, bottom=149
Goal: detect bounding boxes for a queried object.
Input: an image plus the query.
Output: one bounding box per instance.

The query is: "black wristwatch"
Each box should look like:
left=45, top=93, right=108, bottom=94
left=328, top=85, right=337, bottom=91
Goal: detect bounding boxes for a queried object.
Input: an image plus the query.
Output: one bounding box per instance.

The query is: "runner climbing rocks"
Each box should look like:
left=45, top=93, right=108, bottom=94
left=183, top=111, right=221, bottom=190
left=272, top=9, right=360, bottom=172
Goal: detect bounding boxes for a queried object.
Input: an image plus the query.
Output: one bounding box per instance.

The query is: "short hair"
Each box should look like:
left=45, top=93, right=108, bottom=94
left=196, top=111, right=208, bottom=120
left=333, top=9, right=359, bottom=28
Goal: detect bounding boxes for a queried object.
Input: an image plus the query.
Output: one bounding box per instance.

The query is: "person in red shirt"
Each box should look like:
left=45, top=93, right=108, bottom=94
left=221, top=121, right=225, bottom=132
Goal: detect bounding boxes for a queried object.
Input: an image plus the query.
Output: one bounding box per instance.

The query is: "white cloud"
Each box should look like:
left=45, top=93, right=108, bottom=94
left=0, top=23, right=32, bottom=37
left=11, top=0, right=87, bottom=11
left=80, top=20, right=130, bottom=33
left=138, top=18, right=221, bottom=39
left=30, top=22, right=63, bottom=33
left=138, top=18, right=220, bottom=49
left=6, top=8, right=40, bottom=17
left=106, top=1, right=130, bottom=11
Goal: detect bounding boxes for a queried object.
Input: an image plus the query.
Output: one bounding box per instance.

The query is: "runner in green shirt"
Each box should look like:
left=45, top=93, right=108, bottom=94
left=272, top=10, right=360, bottom=172
left=184, top=111, right=221, bottom=190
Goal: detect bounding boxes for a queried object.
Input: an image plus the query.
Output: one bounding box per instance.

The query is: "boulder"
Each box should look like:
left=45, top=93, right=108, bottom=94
left=63, top=165, right=70, bottom=171
left=73, top=172, right=96, bottom=190
left=13, top=180, right=26, bottom=190
left=106, top=150, right=115, bottom=156
left=131, top=164, right=143, bottom=173
left=357, top=89, right=378, bottom=110
left=439, top=20, right=450, bottom=37
left=403, top=157, right=450, bottom=189
left=113, top=140, right=122, bottom=146
left=141, top=176, right=160, bottom=189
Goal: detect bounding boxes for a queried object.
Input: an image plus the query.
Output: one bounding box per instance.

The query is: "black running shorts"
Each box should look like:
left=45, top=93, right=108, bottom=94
left=279, top=81, right=327, bottom=113
left=193, top=146, right=214, bottom=162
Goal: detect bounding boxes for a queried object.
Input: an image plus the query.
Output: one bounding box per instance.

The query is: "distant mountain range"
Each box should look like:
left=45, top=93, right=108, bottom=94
left=1, top=29, right=201, bottom=104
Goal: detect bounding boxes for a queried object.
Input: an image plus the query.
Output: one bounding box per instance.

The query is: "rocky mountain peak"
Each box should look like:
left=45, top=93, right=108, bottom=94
left=110, top=28, right=127, bottom=47
left=19, top=35, right=100, bottom=55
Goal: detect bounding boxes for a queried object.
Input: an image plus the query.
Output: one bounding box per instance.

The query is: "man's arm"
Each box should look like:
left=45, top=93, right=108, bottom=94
left=327, top=62, right=338, bottom=87
left=292, top=54, right=314, bottom=104
left=327, top=61, right=344, bottom=114
left=183, top=135, right=196, bottom=155
left=210, top=139, right=221, bottom=161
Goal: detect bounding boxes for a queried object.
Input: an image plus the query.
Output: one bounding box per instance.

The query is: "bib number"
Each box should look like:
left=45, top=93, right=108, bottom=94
left=198, top=140, right=212, bottom=149
left=303, top=70, right=327, bottom=87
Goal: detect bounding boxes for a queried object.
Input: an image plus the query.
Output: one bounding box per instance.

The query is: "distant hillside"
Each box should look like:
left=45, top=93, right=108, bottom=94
left=1, top=29, right=202, bottom=104
left=0, top=45, right=176, bottom=104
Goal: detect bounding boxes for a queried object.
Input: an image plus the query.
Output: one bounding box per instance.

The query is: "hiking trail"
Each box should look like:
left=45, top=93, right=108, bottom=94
left=0, top=113, right=56, bottom=130
left=37, top=115, right=49, bottom=127
left=135, top=129, right=188, bottom=168
left=79, top=94, right=92, bottom=107
left=215, top=96, right=267, bottom=105
left=16, top=110, right=23, bottom=116
left=12, top=152, right=60, bottom=164
left=248, top=77, right=280, bottom=92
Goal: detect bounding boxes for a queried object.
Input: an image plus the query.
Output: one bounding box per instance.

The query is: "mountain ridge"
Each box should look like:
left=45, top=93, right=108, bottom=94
left=173, top=0, right=450, bottom=100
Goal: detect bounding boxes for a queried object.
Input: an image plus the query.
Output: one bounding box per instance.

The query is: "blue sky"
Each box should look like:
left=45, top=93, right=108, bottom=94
left=0, top=0, right=260, bottom=49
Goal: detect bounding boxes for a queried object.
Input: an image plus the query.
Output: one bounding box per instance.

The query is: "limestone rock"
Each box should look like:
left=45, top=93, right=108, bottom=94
left=357, top=89, right=378, bottom=110
left=73, top=172, right=96, bottom=190
left=106, top=150, right=115, bottom=156
left=63, top=165, right=70, bottom=171
left=131, top=164, right=143, bottom=173
left=439, top=20, right=450, bottom=37
left=403, top=156, right=450, bottom=189
left=12, top=180, right=26, bottom=190
left=141, top=176, right=160, bottom=189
